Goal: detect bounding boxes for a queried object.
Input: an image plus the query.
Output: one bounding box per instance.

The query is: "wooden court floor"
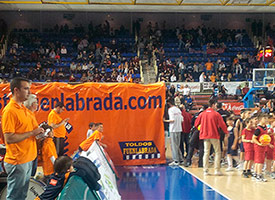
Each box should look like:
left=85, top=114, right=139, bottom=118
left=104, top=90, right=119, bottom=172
left=165, top=138, right=275, bottom=200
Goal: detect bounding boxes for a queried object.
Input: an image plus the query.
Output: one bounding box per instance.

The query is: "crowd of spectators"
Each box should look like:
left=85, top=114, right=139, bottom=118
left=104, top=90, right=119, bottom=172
left=134, top=21, right=274, bottom=83
left=0, top=21, right=141, bottom=83
left=152, top=25, right=263, bottom=83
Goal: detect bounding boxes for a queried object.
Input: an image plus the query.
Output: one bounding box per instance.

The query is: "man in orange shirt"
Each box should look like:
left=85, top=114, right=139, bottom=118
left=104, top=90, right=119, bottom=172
left=2, top=77, right=44, bottom=200
left=205, top=59, right=213, bottom=75
left=79, top=123, right=107, bottom=152
left=48, top=102, right=69, bottom=157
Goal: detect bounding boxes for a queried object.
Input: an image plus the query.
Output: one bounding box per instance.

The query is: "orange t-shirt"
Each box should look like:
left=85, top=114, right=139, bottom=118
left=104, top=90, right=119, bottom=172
left=79, top=130, right=103, bottom=151
left=210, top=75, right=216, bottom=82
left=48, top=110, right=66, bottom=138
left=205, top=62, right=213, bottom=71
left=2, top=98, right=37, bottom=165
left=42, top=138, right=58, bottom=176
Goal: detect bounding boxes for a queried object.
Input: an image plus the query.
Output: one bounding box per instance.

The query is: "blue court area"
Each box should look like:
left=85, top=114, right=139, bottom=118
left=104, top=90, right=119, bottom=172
left=117, top=166, right=227, bottom=200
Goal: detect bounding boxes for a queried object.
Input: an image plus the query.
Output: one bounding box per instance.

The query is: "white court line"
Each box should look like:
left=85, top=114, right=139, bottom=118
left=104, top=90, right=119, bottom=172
left=179, top=166, right=231, bottom=200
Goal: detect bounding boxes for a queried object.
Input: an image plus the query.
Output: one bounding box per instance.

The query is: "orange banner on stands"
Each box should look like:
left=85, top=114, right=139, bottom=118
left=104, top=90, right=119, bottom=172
left=0, top=82, right=166, bottom=166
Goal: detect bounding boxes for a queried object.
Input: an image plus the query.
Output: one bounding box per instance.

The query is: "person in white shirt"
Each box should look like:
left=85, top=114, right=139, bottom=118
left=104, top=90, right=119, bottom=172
left=82, top=63, right=88, bottom=71
left=164, top=100, right=184, bottom=166
left=86, top=122, right=97, bottom=138
left=177, top=84, right=184, bottom=95
left=183, top=85, right=191, bottom=96
left=199, top=72, right=205, bottom=83
left=170, top=73, right=177, bottom=82
left=60, top=46, right=67, bottom=55
left=117, top=72, right=124, bottom=82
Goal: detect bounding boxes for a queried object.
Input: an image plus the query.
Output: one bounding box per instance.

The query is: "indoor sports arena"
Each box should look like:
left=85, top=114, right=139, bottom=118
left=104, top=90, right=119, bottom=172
left=0, top=0, right=275, bottom=199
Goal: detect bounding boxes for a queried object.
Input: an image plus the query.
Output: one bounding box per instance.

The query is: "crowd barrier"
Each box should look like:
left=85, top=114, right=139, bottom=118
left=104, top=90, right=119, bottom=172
left=168, top=81, right=252, bottom=95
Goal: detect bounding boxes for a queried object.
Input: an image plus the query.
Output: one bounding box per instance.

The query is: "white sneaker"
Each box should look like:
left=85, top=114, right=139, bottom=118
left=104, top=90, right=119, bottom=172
left=226, top=167, right=234, bottom=172
left=169, top=161, right=179, bottom=166
left=214, top=171, right=223, bottom=176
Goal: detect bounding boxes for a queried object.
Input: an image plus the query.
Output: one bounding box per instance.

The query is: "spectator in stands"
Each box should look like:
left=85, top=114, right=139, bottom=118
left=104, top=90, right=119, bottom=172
left=169, top=85, right=176, bottom=97
left=9, top=47, right=17, bottom=55
left=60, top=46, right=67, bottom=55
left=218, top=61, right=226, bottom=73
left=205, top=59, right=213, bottom=75
left=235, top=85, right=242, bottom=99
left=69, top=74, right=76, bottom=82
left=117, top=72, right=124, bottom=82
left=70, top=62, right=77, bottom=73
left=31, top=51, right=38, bottom=62
left=183, top=85, right=191, bottom=98
left=49, top=49, right=56, bottom=59
left=199, top=72, right=205, bottom=83
left=220, top=73, right=227, bottom=82
left=178, top=34, right=184, bottom=49
left=220, top=85, right=228, bottom=99
left=242, top=83, right=250, bottom=97
left=235, top=32, right=243, bottom=45
left=235, top=62, right=242, bottom=74
left=57, top=68, right=65, bottom=80
left=82, top=63, right=88, bottom=71
left=185, top=95, right=193, bottom=111
left=193, top=62, right=199, bottom=73
left=210, top=73, right=216, bottom=83
left=186, top=74, right=194, bottom=82
left=80, top=73, right=88, bottom=83
left=227, top=73, right=232, bottom=82
left=170, top=73, right=177, bottom=82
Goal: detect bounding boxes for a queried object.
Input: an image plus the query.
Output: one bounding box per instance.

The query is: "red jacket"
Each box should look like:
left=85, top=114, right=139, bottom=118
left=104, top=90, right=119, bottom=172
left=181, top=110, right=192, bottom=133
left=195, top=108, right=228, bottom=139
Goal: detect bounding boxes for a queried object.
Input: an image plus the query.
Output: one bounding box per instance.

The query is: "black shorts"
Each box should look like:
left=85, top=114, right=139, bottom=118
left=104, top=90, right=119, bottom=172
left=227, top=134, right=238, bottom=156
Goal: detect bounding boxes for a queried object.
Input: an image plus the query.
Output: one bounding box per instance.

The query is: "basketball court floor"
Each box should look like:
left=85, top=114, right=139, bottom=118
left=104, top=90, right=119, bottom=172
left=116, top=139, right=275, bottom=200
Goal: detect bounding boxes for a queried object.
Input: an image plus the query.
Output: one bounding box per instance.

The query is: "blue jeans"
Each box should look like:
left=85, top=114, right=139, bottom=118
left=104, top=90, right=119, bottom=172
left=4, top=161, right=33, bottom=200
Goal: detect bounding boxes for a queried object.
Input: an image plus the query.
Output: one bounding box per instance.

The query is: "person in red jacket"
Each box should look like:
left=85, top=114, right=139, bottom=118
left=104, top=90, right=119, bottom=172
left=195, top=99, right=228, bottom=176
left=180, top=104, right=192, bottom=158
